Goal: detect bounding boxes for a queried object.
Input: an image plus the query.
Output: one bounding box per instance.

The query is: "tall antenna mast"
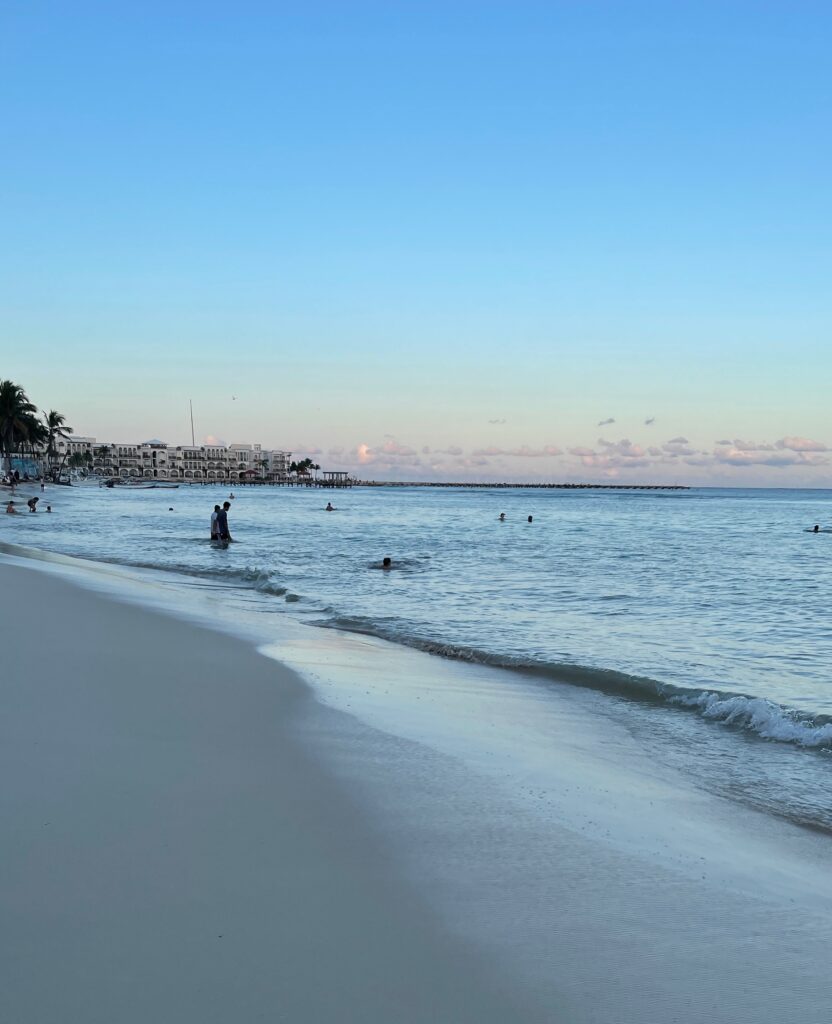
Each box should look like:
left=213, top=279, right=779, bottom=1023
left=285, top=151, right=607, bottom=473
left=189, top=399, right=195, bottom=447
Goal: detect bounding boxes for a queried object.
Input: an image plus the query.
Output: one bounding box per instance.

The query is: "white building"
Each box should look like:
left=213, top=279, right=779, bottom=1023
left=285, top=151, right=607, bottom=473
left=80, top=439, right=293, bottom=482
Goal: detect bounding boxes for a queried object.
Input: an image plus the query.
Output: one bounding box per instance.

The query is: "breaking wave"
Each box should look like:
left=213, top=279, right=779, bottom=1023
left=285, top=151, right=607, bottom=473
left=315, top=614, right=832, bottom=752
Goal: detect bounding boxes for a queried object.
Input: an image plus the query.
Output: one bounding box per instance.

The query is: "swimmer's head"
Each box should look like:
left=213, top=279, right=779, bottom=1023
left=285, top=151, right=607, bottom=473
left=382, top=557, right=392, bottom=567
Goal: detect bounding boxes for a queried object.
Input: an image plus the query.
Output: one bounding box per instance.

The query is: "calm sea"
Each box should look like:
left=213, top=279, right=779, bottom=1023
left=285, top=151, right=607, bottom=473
left=3, top=482, right=831, bottom=829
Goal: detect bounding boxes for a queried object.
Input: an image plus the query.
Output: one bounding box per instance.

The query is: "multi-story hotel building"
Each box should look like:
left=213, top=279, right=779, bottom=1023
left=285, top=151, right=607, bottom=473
left=52, top=437, right=294, bottom=482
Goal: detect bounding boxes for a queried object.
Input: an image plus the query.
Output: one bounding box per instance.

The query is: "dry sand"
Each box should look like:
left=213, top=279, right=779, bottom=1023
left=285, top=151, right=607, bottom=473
left=0, top=563, right=545, bottom=1023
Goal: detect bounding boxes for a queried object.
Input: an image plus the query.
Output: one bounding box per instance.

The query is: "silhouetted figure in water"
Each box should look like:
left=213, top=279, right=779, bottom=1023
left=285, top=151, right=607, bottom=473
left=814, top=524, right=820, bottom=533
left=499, top=513, right=506, bottom=521
left=382, top=557, right=392, bottom=569
left=527, top=515, right=533, bottom=523
left=217, top=501, right=233, bottom=543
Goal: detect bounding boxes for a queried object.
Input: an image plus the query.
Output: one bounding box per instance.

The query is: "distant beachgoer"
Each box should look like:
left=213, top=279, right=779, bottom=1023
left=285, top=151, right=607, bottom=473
left=382, top=557, right=392, bottom=569
left=527, top=515, right=533, bottom=523
left=46, top=505, right=52, bottom=513
left=217, top=501, right=232, bottom=543
left=6, top=501, right=16, bottom=514
left=499, top=512, right=506, bottom=521
left=40, top=481, right=45, bottom=492
left=210, top=504, right=221, bottom=540
left=27, top=497, right=39, bottom=513
left=814, top=524, right=820, bottom=533
left=325, top=502, right=335, bottom=511
left=229, top=492, right=235, bottom=500
left=169, top=507, right=174, bottom=511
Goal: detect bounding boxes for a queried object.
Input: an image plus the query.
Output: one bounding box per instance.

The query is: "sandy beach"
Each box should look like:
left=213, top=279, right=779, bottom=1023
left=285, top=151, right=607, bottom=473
left=3, top=551, right=832, bottom=1024
left=0, top=561, right=544, bottom=1023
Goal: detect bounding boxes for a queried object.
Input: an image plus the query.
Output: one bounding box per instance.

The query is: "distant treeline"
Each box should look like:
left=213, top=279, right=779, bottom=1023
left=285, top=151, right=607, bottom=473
left=358, top=481, right=689, bottom=490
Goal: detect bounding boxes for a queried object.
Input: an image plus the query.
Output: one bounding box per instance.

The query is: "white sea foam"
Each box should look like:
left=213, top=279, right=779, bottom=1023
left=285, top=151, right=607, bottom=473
left=670, top=691, right=832, bottom=748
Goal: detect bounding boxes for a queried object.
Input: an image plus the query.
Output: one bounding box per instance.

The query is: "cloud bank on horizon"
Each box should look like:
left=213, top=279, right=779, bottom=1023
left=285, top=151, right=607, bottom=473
left=306, top=432, right=832, bottom=484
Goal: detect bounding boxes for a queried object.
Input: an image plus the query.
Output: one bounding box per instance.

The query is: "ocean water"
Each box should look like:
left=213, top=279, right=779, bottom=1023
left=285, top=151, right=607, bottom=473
left=3, top=482, right=831, bottom=829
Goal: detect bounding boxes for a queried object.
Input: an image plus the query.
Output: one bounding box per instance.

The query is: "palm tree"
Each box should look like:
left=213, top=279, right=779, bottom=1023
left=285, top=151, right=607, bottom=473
left=43, top=409, right=73, bottom=477
left=93, top=445, right=112, bottom=475
left=0, top=380, right=39, bottom=477
left=22, top=414, right=48, bottom=469
left=67, top=452, right=87, bottom=470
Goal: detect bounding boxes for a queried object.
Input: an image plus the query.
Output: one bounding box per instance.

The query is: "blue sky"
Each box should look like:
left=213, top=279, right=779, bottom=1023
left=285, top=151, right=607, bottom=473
left=2, top=1, right=830, bottom=483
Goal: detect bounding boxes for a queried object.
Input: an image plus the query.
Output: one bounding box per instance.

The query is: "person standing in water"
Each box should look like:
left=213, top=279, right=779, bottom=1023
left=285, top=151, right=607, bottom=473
left=210, top=505, right=221, bottom=540
left=217, top=501, right=233, bottom=544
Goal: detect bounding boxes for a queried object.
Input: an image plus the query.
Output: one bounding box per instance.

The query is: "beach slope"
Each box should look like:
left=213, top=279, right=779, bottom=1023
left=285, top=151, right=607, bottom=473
left=0, top=563, right=543, bottom=1024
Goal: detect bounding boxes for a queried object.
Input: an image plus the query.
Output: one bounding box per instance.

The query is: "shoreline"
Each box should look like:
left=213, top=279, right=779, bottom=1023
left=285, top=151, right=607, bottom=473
left=3, top=544, right=832, bottom=1021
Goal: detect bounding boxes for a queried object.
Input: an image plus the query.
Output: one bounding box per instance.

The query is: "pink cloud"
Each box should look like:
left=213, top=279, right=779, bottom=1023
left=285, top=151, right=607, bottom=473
left=712, top=446, right=829, bottom=468
left=776, top=436, right=829, bottom=453
left=597, top=438, right=647, bottom=458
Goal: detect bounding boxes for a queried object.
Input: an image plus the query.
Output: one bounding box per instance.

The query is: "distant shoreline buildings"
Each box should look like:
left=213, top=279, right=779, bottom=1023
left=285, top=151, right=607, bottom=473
left=55, top=437, right=295, bottom=482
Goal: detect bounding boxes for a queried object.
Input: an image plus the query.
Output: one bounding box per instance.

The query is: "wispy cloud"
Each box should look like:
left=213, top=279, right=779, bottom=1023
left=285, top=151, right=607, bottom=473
left=488, top=418, right=507, bottom=425
left=471, top=444, right=563, bottom=457
left=597, top=417, right=615, bottom=427
left=644, top=417, right=656, bottom=426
